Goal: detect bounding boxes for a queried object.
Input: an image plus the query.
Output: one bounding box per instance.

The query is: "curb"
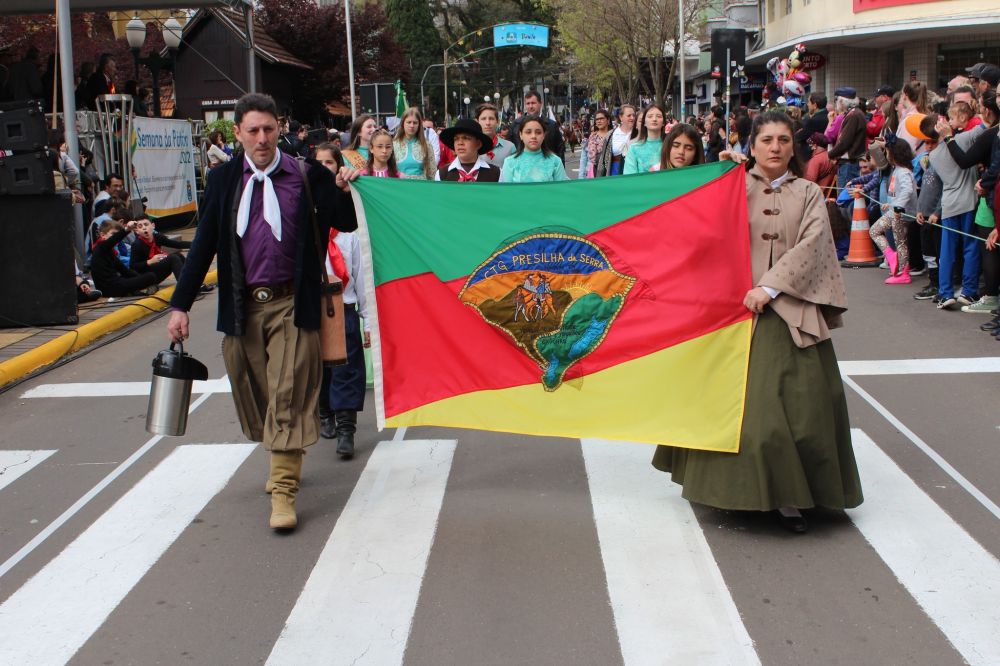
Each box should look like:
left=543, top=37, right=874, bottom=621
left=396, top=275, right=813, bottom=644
left=0, top=271, right=218, bottom=389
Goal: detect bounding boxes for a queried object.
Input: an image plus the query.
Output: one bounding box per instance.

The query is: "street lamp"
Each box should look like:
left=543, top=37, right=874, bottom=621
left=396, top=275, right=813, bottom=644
left=125, top=15, right=182, bottom=117
left=463, top=96, right=471, bottom=118
left=483, top=95, right=491, bottom=103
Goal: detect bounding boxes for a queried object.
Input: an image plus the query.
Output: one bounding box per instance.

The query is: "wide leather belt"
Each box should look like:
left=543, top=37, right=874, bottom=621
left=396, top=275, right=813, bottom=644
left=248, top=281, right=294, bottom=304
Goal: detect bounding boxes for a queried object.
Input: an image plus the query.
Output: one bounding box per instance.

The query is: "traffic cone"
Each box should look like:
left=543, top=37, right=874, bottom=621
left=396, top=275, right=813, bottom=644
left=841, top=193, right=881, bottom=267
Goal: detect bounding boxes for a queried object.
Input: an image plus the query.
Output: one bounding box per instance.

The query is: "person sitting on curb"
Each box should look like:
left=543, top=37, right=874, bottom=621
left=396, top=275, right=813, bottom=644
left=130, top=217, right=190, bottom=281
left=91, top=217, right=168, bottom=298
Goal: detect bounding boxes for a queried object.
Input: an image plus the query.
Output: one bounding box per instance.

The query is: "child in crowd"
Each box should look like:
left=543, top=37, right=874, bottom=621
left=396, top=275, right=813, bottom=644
left=130, top=217, right=191, bottom=281
left=914, top=115, right=944, bottom=301
left=500, top=116, right=569, bottom=183
left=869, top=139, right=918, bottom=284
left=434, top=119, right=500, bottom=182
left=312, top=141, right=370, bottom=457
left=91, top=218, right=167, bottom=297
left=362, top=129, right=400, bottom=178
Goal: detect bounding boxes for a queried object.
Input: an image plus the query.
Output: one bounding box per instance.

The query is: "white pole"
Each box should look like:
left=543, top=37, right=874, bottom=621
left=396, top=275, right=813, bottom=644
left=57, top=0, right=85, bottom=256
left=725, top=47, right=731, bottom=124
left=678, top=0, right=685, bottom=120
left=345, top=0, right=357, bottom=118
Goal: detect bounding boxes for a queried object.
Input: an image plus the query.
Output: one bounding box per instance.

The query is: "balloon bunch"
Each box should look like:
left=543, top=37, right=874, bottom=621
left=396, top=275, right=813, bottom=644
left=764, top=43, right=812, bottom=108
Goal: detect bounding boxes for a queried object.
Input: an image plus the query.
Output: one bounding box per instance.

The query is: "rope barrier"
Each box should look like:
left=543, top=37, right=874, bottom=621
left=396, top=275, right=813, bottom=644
left=818, top=183, right=990, bottom=245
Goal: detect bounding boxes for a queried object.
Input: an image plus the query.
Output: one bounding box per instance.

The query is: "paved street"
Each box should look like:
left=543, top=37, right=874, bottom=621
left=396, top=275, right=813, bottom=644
left=2, top=175, right=1000, bottom=663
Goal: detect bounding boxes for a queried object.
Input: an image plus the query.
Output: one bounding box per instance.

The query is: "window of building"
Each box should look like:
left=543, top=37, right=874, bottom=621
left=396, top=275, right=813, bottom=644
left=785, top=0, right=793, bottom=13
left=937, top=41, right=1000, bottom=90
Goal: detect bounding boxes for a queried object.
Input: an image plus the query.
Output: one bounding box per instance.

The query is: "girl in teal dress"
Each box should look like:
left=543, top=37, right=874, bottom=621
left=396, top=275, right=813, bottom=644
left=392, top=107, right=435, bottom=179
left=623, top=103, right=666, bottom=174
left=500, top=116, right=569, bottom=183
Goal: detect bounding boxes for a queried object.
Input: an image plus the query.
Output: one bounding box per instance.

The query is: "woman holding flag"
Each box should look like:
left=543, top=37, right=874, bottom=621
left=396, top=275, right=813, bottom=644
left=652, top=111, right=863, bottom=533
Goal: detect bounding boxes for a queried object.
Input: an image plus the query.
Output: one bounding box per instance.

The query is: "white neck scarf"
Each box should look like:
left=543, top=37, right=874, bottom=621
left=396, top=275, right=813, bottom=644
left=236, top=150, right=283, bottom=241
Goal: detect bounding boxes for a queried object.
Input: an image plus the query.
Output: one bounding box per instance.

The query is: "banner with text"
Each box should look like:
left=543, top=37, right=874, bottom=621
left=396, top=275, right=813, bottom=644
left=129, top=117, right=198, bottom=218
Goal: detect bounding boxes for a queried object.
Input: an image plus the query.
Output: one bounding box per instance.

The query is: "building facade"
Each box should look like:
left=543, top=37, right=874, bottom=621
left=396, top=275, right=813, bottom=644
left=749, top=0, right=1000, bottom=96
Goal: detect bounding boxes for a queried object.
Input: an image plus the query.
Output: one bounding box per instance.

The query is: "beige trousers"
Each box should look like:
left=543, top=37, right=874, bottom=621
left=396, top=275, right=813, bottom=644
left=222, top=294, right=322, bottom=451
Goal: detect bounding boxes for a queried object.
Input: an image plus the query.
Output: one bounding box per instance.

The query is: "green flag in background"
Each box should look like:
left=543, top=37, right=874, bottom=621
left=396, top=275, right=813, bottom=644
left=394, top=80, right=408, bottom=116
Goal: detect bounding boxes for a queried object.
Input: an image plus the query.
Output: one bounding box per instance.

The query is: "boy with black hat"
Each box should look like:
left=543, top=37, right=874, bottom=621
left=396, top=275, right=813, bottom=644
left=435, top=119, right=500, bottom=182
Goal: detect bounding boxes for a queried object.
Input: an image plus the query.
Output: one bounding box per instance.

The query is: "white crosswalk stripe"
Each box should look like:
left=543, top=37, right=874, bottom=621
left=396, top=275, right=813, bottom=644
left=0, top=450, right=56, bottom=492
left=0, top=443, right=255, bottom=666
left=1, top=427, right=999, bottom=664
left=850, top=429, right=1000, bottom=666
left=582, top=439, right=761, bottom=666
left=266, top=439, right=456, bottom=666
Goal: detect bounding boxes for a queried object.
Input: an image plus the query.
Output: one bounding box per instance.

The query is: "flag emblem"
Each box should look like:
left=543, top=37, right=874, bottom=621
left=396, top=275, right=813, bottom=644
left=459, top=232, right=636, bottom=390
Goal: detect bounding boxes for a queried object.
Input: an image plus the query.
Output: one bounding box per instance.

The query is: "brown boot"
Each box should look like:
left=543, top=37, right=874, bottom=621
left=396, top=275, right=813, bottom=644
left=269, top=450, right=303, bottom=530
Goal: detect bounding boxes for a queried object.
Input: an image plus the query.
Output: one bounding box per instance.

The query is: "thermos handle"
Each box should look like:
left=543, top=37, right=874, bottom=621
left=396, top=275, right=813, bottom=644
left=170, top=340, right=184, bottom=355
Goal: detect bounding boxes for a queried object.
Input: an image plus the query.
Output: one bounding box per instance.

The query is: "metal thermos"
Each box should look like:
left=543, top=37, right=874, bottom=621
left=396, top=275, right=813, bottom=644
left=145, top=341, right=209, bottom=436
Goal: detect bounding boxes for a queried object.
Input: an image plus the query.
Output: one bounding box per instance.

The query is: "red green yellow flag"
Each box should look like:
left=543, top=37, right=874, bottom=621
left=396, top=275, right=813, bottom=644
left=351, top=162, right=753, bottom=452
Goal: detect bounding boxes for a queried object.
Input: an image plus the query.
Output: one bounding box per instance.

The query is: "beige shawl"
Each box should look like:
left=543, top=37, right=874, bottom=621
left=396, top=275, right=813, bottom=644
left=747, top=166, right=848, bottom=348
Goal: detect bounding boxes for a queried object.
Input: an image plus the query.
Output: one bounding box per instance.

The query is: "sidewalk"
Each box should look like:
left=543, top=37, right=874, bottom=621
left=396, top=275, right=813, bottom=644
left=0, top=226, right=215, bottom=390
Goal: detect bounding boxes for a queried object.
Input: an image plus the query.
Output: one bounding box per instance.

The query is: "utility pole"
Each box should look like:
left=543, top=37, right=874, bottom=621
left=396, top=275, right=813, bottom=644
left=678, top=0, right=685, bottom=119
left=345, top=0, right=357, bottom=117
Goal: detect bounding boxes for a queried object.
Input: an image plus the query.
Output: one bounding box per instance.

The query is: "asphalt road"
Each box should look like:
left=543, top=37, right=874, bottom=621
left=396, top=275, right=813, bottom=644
left=1, top=165, right=999, bottom=665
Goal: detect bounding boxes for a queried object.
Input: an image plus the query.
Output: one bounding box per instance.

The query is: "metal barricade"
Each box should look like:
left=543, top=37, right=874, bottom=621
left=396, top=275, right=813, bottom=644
left=95, top=94, right=134, bottom=193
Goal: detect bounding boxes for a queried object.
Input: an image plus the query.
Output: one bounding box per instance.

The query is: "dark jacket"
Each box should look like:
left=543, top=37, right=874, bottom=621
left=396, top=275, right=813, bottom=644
left=795, top=111, right=829, bottom=159
left=828, top=108, right=867, bottom=161
left=437, top=163, right=501, bottom=182
left=170, top=155, right=357, bottom=335
left=85, top=72, right=114, bottom=109
left=510, top=114, right=565, bottom=161
left=91, top=229, right=138, bottom=289
left=130, top=232, right=191, bottom=274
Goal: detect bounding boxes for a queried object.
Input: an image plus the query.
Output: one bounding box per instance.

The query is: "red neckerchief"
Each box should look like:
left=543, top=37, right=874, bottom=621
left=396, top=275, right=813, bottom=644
left=140, top=234, right=162, bottom=257
left=487, top=135, right=499, bottom=160
left=327, top=229, right=350, bottom=287
left=457, top=165, right=480, bottom=182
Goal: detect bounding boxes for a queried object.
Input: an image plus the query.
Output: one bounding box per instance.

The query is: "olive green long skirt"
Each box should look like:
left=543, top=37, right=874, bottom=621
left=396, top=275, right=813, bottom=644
left=651, top=308, right=863, bottom=511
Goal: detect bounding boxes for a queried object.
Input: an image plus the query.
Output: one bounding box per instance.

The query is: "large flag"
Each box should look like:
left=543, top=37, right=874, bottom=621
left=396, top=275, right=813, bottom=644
left=351, top=163, right=753, bottom=452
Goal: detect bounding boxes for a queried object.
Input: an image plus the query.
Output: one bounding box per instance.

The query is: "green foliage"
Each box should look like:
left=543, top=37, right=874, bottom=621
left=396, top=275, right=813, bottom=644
left=204, top=118, right=236, bottom=144
left=386, top=0, right=442, bottom=76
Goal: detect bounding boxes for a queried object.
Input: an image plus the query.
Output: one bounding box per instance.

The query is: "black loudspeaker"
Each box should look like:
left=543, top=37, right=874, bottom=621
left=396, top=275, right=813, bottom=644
left=711, top=29, right=747, bottom=94
left=359, top=83, right=396, bottom=116
left=0, top=151, right=56, bottom=196
left=0, top=192, right=78, bottom=327
left=0, top=100, right=48, bottom=152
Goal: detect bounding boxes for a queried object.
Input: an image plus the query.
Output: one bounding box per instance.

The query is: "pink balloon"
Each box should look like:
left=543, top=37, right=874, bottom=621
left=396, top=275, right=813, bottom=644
left=793, top=72, right=812, bottom=85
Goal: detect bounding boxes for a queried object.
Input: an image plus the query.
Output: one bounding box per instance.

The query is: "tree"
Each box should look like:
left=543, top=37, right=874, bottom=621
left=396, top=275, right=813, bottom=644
left=385, top=0, right=442, bottom=100
left=553, top=0, right=712, bottom=107
left=0, top=13, right=169, bottom=103
left=257, top=0, right=409, bottom=122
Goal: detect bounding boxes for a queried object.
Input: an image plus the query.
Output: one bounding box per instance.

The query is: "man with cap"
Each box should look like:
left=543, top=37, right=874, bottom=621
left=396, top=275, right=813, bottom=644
left=434, top=118, right=500, bottom=182
left=967, top=63, right=1000, bottom=99
left=828, top=87, right=867, bottom=190
left=868, top=85, right=895, bottom=140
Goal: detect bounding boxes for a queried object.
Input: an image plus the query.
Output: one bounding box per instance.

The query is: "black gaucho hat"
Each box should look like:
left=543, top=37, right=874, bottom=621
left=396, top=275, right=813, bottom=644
left=439, top=119, right=492, bottom=155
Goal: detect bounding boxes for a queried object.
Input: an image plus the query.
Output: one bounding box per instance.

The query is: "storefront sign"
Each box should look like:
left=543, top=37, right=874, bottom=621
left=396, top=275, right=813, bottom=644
left=853, top=0, right=935, bottom=11
left=800, top=53, right=826, bottom=71
left=200, top=98, right=238, bottom=108
left=129, top=117, right=198, bottom=219
left=493, top=24, right=550, bottom=48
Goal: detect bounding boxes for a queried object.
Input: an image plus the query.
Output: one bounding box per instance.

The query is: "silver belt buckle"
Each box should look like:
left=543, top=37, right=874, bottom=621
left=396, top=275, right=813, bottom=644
left=251, top=286, right=273, bottom=303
